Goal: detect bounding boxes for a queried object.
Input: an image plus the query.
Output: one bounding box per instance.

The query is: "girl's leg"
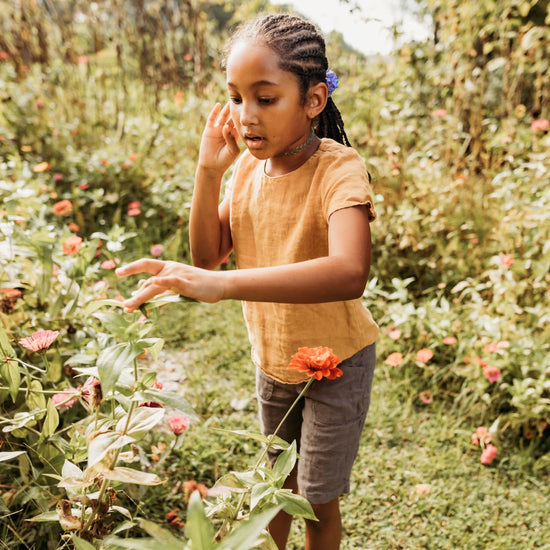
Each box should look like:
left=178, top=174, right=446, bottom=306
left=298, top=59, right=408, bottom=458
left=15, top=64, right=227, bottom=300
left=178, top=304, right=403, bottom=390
left=305, top=498, right=342, bottom=550
left=268, top=466, right=298, bottom=549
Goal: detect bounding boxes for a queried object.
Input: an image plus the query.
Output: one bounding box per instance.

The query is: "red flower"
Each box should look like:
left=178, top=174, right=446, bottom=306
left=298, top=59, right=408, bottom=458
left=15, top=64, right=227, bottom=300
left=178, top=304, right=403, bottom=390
left=483, top=364, right=502, bottom=383
left=80, top=376, right=102, bottom=407
left=19, top=330, right=59, bottom=351
left=432, top=109, right=447, bottom=117
left=471, top=426, right=491, bottom=446
left=52, top=389, right=79, bottom=409
left=53, top=199, right=72, bottom=216
left=480, top=444, right=497, bottom=465
left=419, top=390, right=433, bottom=404
left=182, top=480, right=209, bottom=498
left=530, top=118, right=549, bottom=132
left=443, top=336, right=457, bottom=345
left=165, top=508, right=185, bottom=529
left=287, top=346, right=342, bottom=380
left=62, top=235, right=83, bottom=255
left=385, top=352, right=403, bottom=367
left=416, top=348, right=434, bottom=363
left=500, top=253, right=514, bottom=267
left=168, top=415, right=189, bottom=435
left=100, top=258, right=119, bottom=270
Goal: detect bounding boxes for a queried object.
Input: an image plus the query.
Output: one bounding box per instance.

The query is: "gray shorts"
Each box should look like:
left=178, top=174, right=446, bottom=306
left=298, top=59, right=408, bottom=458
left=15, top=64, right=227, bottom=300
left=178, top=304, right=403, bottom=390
left=255, top=343, right=376, bottom=505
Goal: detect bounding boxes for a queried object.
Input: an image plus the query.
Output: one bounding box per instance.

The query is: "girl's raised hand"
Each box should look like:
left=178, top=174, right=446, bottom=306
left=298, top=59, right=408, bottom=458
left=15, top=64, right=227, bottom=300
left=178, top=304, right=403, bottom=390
left=197, top=102, right=240, bottom=176
left=116, top=260, right=226, bottom=312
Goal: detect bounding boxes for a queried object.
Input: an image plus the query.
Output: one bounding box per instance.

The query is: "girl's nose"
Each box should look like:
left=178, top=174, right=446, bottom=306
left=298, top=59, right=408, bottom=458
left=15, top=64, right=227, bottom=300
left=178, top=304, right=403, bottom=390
left=239, top=101, right=258, bottom=126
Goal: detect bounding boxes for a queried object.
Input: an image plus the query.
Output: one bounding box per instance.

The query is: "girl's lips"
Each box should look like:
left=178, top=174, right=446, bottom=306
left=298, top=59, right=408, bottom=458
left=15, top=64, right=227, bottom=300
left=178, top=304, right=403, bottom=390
left=244, top=135, right=265, bottom=150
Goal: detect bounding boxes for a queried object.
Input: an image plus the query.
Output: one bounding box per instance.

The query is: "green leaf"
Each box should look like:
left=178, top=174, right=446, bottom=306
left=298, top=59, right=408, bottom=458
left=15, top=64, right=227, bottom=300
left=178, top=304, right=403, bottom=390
left=71, top=535, right=97, bottom=550
left=27, top=511, right=59, bottom=522
left=0, top=325, right=15, bottom=357
left=215, top=429, right=290, bottom=451
left=102, top=467, right=164, bottom=486
left=0, top=450, right=26, bottom=462
left=84, top=298, right=126, bottom=315
left=26, top=380, right=46, bottom=413
left=274, top=490, right=317, bottom=520
left=97, top=342, right=142, bottom=395
left=1, top=360, right=20, bottom=402
left=139, top=518, right=185, bottom=547
left=272, top=441, right=297, bottom=482
left=116, top=407, right=164, bottom=439
left=42, top=398, right=60, bottom=438
left=87, top=432, right=135, bottom=469
left=138, top=389, right=198, bottom=421
left=185, top=491, right=215, bottom=550
left=250, top=482, right=274, bottom=511
left=218, top=507, right=283, bottom=550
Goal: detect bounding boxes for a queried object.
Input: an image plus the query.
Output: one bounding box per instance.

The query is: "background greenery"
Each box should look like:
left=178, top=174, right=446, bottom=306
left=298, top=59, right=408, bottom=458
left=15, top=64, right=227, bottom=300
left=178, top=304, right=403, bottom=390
left=1, top=0, right=549, bottom=548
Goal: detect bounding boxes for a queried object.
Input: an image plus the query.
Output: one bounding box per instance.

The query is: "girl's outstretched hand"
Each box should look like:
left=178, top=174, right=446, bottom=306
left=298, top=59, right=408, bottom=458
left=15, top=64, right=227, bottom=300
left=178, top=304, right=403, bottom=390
left=116, top=259, right=225, bottom=312
left=197, top=102, right=240, bottom=176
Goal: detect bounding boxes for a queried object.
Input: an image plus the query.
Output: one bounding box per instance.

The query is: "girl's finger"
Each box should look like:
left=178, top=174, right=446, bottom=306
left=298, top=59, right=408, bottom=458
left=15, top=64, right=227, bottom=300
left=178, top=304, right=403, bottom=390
left=116, top=259, right=165, bottom=277
left=206, top=103, right=222, bottom=127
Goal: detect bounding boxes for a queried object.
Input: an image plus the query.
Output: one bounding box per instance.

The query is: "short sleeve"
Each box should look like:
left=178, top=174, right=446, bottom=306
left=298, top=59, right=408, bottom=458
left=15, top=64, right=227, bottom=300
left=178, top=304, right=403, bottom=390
left=321, top=147, right=377, bottom=222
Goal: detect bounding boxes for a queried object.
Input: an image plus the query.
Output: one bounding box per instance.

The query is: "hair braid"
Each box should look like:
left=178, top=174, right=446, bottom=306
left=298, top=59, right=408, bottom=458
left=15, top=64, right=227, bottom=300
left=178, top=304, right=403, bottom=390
left=225, top=13, right=351, bottom=146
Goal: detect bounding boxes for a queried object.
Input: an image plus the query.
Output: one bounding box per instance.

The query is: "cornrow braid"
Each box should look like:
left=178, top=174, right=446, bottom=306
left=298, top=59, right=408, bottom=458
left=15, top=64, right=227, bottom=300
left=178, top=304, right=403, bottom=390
left=225, top=13, right=351, bottom=147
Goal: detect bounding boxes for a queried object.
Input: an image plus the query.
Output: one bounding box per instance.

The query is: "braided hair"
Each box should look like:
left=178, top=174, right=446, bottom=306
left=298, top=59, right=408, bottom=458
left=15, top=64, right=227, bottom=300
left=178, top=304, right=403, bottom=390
left=224, top=13, right=351, bottom=147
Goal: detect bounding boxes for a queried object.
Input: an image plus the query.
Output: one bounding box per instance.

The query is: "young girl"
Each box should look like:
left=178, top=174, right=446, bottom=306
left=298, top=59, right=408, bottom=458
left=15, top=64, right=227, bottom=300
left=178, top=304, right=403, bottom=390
left=117, top=12, right=378, bottom=550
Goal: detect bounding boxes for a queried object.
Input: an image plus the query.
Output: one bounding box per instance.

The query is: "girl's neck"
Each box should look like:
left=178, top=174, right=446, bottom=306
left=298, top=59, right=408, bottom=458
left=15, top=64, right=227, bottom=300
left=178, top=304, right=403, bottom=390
left=265, top=135, right=321, bottom=177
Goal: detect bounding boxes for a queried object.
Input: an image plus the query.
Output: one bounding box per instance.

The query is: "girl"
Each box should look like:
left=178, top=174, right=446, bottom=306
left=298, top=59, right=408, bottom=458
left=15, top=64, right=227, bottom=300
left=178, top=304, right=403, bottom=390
left=117, top=13, right=378, bottom=550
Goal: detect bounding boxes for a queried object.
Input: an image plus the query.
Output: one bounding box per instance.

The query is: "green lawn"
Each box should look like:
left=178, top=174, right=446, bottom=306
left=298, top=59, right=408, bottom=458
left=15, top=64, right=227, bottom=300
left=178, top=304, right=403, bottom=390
left=154, top=299, right=550, bottom=550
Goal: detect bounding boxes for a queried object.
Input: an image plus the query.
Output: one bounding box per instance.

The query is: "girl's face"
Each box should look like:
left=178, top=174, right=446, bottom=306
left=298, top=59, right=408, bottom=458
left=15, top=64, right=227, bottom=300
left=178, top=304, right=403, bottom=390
left=226, top=39, right=318, bottom=167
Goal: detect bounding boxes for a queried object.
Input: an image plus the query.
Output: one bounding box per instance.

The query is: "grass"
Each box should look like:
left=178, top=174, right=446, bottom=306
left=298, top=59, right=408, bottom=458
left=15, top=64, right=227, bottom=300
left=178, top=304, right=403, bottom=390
left=152, top=298, right=550, bottom=550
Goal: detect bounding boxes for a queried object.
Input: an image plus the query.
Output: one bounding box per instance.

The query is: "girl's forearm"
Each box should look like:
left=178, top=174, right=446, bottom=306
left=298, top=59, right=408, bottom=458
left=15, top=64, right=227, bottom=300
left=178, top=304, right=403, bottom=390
left=221, top=256, right=369, bottom=303
left=189, top=167, right=227, bottom=269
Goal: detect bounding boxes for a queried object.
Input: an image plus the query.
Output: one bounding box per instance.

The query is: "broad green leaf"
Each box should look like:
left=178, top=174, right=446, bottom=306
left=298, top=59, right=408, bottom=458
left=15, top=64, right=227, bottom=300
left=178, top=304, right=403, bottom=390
left=272, top=441, right=297, bottom=482
left=274, top=490, right=316, bottom=520
left=26, top=380, right=46, bottom=412
left=0, top=451, right=26, bottom=462
left=139, top=518, right=185, bottom=547
left=84, top=299, right=126, bottom=314
left=71, top=535, right=97, bottom=550
left=102, top=467, right=164, bottom=486
left=250, top=482, right=274, bottom=511
left=3, top=411, right=37, bottom=432
left=0, top=325, right=15, bottom=357
left=218, top=507, right=283, bottom=550
left=137, top=389, right=198, bottom=421
left=1, top=360, right=20, bottom=401
left=97, top=342, right=142, bottom=395
left=185, top=491, right=215, bottom=550
left=87, top=432, right=135, bottom=469
left=42, top=398, right=60, bottom=438
left=27, top=511, right=58, bottom=522
left=116, top=407, right=164, bottom=439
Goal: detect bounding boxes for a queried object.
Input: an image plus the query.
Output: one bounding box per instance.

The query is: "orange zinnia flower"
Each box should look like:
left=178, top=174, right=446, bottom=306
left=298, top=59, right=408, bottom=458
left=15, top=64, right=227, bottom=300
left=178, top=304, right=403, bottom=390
left=19, top=329, right=59, bottom=351
left=33, top=161, right=51, bottom=173
left=287, top=346, right=343, bottom=380
left=53, top=199, right=72, bottom=216
left=385, top=352, right=403, bottom=367
left=416, top=349, right=434, bottom=363
left=62, top=235, right=83, bottom=255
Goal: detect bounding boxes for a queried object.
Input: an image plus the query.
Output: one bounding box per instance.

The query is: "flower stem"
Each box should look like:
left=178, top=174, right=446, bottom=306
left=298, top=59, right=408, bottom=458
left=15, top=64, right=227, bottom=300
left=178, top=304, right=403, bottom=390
left=231, top=377, right=314, bottom=522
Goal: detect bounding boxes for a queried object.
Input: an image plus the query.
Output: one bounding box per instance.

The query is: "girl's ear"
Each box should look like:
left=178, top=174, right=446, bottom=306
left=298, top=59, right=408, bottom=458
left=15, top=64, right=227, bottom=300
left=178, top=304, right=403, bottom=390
left=306, top=82, right=328, bottom=119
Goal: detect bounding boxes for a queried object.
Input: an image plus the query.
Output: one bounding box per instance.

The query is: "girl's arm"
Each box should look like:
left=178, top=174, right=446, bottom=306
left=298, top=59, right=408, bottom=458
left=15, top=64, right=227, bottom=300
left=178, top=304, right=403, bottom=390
left=116, top=205, right=371, bottom=312
left=189, top=103, right=239, bottom=269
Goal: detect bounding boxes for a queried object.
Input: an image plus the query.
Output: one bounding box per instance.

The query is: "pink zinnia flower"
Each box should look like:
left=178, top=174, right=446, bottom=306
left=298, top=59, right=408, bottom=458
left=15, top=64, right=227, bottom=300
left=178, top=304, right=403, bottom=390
left=432, top=109, right=447, bottom=117
left=416, top=349, right=434, bottom=363
left=480, top=444, right=498, bottom=465
left=500, top=254, right=514, bottom=267
left=443, top=336, right=457, bottom=345
left=471, top=426, right=491, bottom=446
left=127, top=207, right=141, bottom=216
left=419, top=390, right=433, bottom=404
left=530, top=118, right=549, bottom=132
left=62, top=235, right=83, bottom=255
left=483, top=364, right=502, bottom=383
left=484, top=343, right=499, bottom=353
left=168, top=415, right=189, bottom=435
left=80, top=376, right=101, bottom=407
left=78, top=55, right=88, bottom=65
left=150, top=244, right=164, bottom=257
left=52, top=389, right=79, bottom=409
left=100, top=258, right=119, bottom=270
left=19, top=330, right=59, bottom=351
left=385, top=352, right=403, bottom=367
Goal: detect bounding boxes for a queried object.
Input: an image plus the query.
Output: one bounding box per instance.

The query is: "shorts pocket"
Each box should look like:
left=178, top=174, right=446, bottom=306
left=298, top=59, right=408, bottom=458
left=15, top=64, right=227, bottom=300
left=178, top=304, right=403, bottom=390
left=255, top=368, right=274, bottom=401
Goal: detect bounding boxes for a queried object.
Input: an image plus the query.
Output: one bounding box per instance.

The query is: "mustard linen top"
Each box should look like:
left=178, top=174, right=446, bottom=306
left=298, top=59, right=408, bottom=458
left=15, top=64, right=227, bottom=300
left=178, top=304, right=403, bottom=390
left=229, top=138, right=379, bottom=383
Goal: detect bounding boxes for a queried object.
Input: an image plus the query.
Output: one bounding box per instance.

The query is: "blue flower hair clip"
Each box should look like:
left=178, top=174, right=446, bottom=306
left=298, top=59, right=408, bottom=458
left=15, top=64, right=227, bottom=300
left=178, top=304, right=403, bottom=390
left=326, top=69, right=339, bottom=96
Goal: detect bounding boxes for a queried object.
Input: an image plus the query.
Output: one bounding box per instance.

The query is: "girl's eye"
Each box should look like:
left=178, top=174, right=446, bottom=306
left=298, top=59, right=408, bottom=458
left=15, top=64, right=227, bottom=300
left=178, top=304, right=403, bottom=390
left=229, top=96, right=242, bottom=104
left=258, top=97, right=274, bottom=105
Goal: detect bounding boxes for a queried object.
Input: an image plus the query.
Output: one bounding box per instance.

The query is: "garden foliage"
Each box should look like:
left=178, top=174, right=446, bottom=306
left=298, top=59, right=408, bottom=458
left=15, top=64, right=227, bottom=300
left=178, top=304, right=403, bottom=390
left=0, top=0, right=549, bottom=548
